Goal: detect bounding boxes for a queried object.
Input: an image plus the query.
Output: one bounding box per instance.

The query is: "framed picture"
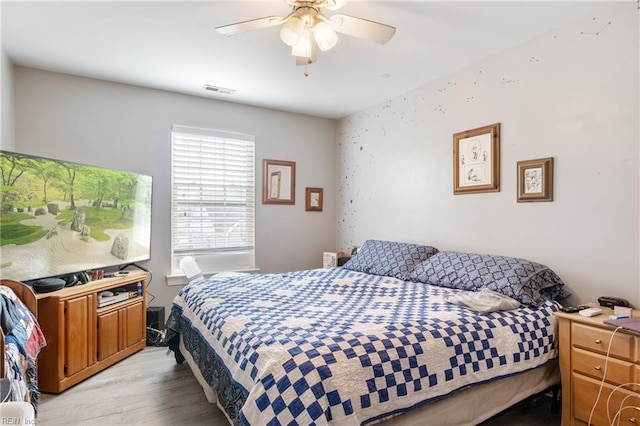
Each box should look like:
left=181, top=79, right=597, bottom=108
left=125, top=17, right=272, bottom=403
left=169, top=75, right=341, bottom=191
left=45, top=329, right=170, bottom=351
left=517, top=157, right=554, bottom=202
left=453, top=123, right=500, bottom=194
left=262, top=159, right=295, bottom=204
left=323, top=252, right=337, bottom=268
left=305, top=187, right=323, bottom=211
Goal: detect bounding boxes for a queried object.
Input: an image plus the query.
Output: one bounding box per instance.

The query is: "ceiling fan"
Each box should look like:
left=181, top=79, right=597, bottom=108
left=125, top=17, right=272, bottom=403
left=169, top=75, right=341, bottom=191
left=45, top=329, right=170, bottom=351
left=214, top=0, right=396, bottom=67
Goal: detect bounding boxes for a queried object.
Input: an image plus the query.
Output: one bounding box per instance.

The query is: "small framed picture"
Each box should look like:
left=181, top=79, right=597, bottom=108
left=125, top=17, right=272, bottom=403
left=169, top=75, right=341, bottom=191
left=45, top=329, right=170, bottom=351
left=323, top=252, right=337, bottom=268
left=305, top=187, right=323, bottom=211
left=517, top=157, right=554, bottom=202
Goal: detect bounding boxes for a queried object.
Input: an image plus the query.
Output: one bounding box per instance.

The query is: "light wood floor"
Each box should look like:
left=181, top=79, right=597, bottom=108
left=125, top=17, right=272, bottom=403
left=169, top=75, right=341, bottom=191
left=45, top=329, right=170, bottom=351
left=36, top=346, right=559, bottom=425
left=37, top=346, right=228, bottom=425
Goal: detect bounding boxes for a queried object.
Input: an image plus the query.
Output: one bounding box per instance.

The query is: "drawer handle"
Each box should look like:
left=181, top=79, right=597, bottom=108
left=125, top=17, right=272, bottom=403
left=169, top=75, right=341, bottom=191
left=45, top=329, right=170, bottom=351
left=594, top=339, right=602, bottom=344
left=594, top=365, right=602, bottom=371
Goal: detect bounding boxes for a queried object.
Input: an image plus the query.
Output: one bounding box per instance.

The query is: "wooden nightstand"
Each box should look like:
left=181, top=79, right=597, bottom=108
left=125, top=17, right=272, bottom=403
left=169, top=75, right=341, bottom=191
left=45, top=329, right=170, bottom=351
left=337, top=256, right=351, bottom=266
left=554, top=308, right=640, bottom=425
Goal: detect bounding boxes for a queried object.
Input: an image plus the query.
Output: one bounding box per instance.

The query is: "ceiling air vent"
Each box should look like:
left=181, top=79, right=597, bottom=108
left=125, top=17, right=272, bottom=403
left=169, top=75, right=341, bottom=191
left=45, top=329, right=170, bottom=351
left=203, top=84, right=235, bottom=95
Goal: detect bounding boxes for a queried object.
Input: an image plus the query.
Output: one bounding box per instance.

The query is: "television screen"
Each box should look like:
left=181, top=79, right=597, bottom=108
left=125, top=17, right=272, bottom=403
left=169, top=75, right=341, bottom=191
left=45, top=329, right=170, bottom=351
left=1, top=150, right=152, bottom=283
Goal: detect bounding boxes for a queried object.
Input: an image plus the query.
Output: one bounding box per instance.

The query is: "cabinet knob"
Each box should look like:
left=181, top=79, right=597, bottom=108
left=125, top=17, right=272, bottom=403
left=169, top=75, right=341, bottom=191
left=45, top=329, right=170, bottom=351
left=629, top=417, right=636, bottom=424
left=594, top=339, right=602, bottom=344
left=594, top=365, right=602, bottom=371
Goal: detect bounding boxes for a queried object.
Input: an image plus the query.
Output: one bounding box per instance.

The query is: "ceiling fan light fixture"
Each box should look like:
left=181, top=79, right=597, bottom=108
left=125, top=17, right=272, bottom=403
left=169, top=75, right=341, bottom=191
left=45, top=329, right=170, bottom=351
left=313, top=21, right=338, bottom=51
left=292, top=29, right=313, bottom=58
left=280, top=16, right=303, bottom=46
left=215, top=1, right=396, bottom=69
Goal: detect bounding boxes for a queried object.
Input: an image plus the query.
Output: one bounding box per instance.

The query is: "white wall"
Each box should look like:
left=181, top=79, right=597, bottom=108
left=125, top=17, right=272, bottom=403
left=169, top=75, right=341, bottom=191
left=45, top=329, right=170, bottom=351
left=1, top=48, right=15, bottom=150
left=13, top=68, right=337, bottom=311
left=337, top=3, right=639, bottom=307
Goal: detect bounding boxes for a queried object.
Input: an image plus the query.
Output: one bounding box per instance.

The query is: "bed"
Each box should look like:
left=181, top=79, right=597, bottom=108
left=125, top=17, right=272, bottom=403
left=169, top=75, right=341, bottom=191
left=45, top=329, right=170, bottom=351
left=0, top=279, right=46, bottom=415
left=166, top=240, right=570, bottom=425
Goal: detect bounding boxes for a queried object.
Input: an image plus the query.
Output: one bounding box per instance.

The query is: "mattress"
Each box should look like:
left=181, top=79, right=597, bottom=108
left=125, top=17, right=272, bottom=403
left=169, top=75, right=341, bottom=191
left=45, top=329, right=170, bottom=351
left=166, top=267, right=562, bottom=425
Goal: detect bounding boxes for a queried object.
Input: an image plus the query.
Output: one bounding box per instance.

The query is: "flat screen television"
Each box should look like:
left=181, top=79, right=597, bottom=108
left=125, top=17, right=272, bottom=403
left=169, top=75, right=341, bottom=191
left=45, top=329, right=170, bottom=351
left=0, top=150, right=152, bottom=283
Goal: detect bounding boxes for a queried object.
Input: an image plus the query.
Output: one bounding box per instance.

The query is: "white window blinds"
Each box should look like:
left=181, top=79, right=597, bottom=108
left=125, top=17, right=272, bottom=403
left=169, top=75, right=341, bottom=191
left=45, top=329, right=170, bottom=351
left=171, top=126, right=255, bottom=259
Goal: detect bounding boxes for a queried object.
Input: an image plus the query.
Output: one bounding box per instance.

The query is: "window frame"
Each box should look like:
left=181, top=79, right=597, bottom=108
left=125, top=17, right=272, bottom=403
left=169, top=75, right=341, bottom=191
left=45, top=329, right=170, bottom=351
left=170, top=125, right=256, bottom=278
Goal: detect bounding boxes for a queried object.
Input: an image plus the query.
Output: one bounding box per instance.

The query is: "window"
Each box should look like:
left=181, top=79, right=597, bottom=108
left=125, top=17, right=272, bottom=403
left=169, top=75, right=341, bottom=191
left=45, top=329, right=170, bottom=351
left=171, top=125, right=255, bottom=275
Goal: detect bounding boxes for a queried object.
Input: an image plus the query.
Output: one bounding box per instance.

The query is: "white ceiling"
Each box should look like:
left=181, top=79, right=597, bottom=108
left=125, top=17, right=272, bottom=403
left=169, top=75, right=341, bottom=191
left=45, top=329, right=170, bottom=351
left=1, top=1, right=613, bottom=119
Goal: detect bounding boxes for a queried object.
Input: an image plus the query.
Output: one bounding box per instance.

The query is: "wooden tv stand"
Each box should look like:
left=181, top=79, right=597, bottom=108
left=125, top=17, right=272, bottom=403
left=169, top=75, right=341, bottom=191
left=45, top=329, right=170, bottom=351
left=36, top=271, right=147, bottom=393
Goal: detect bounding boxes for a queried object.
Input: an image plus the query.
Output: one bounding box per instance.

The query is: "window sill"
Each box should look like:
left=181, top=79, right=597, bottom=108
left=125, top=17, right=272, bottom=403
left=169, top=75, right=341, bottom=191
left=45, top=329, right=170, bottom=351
left=165, top=268, right=261, bottom=286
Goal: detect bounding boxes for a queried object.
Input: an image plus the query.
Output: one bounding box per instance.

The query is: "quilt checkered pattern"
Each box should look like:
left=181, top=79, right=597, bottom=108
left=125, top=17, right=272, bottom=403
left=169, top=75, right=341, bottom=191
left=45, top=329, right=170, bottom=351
left=172, top=267, right=560, bottom=425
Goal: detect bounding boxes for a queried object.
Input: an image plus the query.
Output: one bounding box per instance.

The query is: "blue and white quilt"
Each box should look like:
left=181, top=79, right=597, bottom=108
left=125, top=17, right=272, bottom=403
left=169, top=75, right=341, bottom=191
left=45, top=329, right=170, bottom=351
left=169, top=267, right=560, bottom=425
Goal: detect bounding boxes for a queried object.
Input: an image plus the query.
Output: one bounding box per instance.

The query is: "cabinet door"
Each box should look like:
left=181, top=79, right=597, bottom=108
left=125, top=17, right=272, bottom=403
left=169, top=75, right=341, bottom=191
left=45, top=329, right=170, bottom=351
left=97, top=310, right=120, bottom=361
left=124, top=301, right=144, bottom=348
left=65, top=296, right=90, bottom=376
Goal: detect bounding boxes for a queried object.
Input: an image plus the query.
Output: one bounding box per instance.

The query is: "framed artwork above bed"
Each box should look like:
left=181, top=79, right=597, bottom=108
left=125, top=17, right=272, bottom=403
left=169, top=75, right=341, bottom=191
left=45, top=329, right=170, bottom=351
left=517, top=157, right=554, bottom=202
left=453, top=123, right=501, bottom=195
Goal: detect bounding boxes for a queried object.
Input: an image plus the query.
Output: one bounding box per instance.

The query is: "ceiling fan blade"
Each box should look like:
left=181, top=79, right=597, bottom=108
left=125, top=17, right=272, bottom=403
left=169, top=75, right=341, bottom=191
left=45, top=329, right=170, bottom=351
left=215, top=16, right=286, bottom=36
left=329, top=14, right=396, bottom=44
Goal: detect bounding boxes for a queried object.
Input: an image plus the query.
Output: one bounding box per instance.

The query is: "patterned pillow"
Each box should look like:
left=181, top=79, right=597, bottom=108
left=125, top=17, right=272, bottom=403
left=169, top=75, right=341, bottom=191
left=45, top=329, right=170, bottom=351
left=341, top=240, right=439, bottom=280
left=409, top=251, right=570, bottom=305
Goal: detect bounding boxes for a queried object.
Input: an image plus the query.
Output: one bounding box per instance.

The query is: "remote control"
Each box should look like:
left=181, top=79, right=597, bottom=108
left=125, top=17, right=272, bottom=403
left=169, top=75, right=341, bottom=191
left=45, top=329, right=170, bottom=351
left=579, top=307, right=603, bottom=317
left=562, top=305, right=590, bottom=313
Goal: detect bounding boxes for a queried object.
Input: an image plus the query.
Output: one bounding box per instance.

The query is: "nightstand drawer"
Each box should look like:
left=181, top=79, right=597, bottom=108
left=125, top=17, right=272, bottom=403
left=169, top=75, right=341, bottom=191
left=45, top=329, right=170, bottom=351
left=573, top=374, right=640, bottom=425
left=572, top=347, right=634, bottom=384
left=572, top=323, right=635, bottom=360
